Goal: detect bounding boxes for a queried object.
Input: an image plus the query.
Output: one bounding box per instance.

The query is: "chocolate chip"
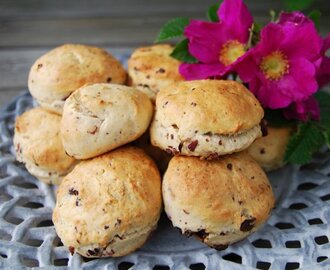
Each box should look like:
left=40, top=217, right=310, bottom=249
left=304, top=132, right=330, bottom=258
left=104, top=225, right=109, bottom=229
left=106, top=249, right=115, bottom=256
left=251, top=176, right=255, bottom=180
left=219, top=140, right=222, bottom=145
left=188, top=140, right=198, bottom=152
left=172, top=124, right=179, bottom=129
left=146, top=75, right=150, bottom=79
left=238, top=200, right=243, bottom=205
left=170, top=134, right=174, bottom=140
left=69, top=188, right=79, bottom=196
left=240, top=217, right=256, bottom=232
left=260, top=119, right=268, bottom=136
left=143, top=84, right=150, bottom=88
left=107, top=77, right=112, bottom=83
left=178, top=142, right=184, bottom=152
left=191, top=102, right=197, bottom=106
left=220, top=232, right=226, bottom=236
left=75, top=198, right=81, bottom=207
left=183, top=209, right=189, bottom=214
left=115, top=219, right=122, bottom=227
left=183, top=230, right=193, bottom=237
left=165, top=146, right=179, bottom=155
left=227, top=163, right=233, bottom=170
left=203, top=132, right=212, bottom=136
left=260, top=148, right=265, bottom=154
left=68, top=246, right=75, bottom=255
left=37, top=63, right=43, bottom=70
left=156, top=68, right=166, bottom=73
left=195, top=229, right=209, bottom=241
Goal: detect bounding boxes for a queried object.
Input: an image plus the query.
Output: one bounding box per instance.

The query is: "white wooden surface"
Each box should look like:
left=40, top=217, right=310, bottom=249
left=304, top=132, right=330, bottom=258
left=0, top=0, right=329, bottom=107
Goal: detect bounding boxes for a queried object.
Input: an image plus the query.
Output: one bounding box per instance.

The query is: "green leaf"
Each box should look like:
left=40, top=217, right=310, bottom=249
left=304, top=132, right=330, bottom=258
left=309, top=10, right=321, bottom=29
left=170, top=39, right=198, bottom=63
left=249, top=22, right=263, bottom=47
left=155, top=17, right=190, bottom=43
left=320, top=108, right=330, bottom=126
left=207, top=3, right=220, bottom=22
left=322, top=129, right=330, bottom=147
left=285, top=122, right=325, bottom=164
left=282, top=0, right=315, bottom=11
left=270, top=10, right=277, bottom=22
left=315, top=91, right=330, bottom=108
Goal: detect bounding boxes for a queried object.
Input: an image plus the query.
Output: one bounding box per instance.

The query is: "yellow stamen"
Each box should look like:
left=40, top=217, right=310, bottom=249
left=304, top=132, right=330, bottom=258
left=219, top=40, right=246, bottom=66
left=260, top=50, right=290, bottom=80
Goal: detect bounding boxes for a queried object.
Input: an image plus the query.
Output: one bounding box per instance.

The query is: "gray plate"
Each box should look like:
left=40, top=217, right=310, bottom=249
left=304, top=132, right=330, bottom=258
left=1, top=84, right=330, bottom=269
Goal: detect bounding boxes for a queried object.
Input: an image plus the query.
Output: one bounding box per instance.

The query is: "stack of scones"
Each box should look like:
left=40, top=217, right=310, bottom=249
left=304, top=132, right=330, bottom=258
left=14, top=43, right=279, bottom=257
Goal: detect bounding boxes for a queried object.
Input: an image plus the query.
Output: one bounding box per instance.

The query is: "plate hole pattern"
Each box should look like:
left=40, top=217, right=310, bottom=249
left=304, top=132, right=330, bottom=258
left=0, top=71, right=330, bottom=269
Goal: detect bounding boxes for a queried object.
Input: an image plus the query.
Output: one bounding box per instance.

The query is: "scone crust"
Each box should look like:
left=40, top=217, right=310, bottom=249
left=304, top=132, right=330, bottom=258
left=247, top=126, right=292, bottom=171
left=154, top=80, right=264, bottom=135
left=61, top=83, right=153, bottom=159
left=52, top=147, right=162, bottom=257
left=163, top=152, right=275, bottom=248
left=13, top=107, right=76, bottom=184
left=28, top=44, right=127, bottom=114
left=128, top=44, right=184, bottom=101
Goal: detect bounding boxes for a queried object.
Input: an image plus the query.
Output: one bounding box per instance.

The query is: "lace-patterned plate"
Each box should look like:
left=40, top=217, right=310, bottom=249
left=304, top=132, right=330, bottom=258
left=0, top=53, right=329, bottom=269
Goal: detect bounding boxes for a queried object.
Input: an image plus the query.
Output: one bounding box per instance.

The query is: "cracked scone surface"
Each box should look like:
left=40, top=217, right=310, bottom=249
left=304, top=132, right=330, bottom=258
left=128, top=44, right=184, bottom=101
left=150, top=80, right=264, bottom=158
left=52, top=147, right=162, bottom=258
left=247, top=126, right=292, bottom=171
left=163, top=153, right=275, bottom=250
left=61, top=83, right=153, bottom=159
left=13, top=107, right=76, bottom=185
left=28, top=44, right=127, bottom=114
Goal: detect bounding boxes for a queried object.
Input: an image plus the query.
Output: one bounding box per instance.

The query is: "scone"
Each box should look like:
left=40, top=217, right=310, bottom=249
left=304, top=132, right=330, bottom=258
left=128, top=44, right=184, bottom=101
left=28, top=44, right=127, bottom=114
left=52, top=147, right=162, bottom=257
left=163, top=153, right=275, bottom=250
left=61, top=83, right=153, bottom=159
left=13, top=107, right=76, bottom=185
left=150, top=80, right=264, bottom=159
left=247, top=126, right=292, bottom=171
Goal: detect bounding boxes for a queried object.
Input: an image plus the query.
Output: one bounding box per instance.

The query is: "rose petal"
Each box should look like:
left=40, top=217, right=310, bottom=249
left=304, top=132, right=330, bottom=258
left=179, top=62, right=226, bottom=80
left=289, top=57, right=318, bottom=98
left=184, top=20, right=226, bottom=63
left=283, top=96, right=320, bottom=121
left=217, top=0, right=253, bottom=43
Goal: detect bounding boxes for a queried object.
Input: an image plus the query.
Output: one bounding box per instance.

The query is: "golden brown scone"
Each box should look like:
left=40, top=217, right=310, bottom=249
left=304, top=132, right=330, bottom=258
left=28, top=44, right=127, bottom=114
left=13, top=107, right=76, bottom=185
left=52, top=147, right=162, bottom=258
left=128, top=44, right=184, bottom=101
left=163, top=152, right=275, bottom=250
left=150, top=80, right=264, bottom=159
left=61, top=83, right=153, bottom=159
left=247, top=126, right=292, bottom=171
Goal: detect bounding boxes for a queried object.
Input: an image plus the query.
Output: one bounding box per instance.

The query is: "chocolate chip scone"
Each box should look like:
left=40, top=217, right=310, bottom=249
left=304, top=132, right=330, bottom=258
left=162, top=152, right=275, bottom=250
left=53, top=147, right=162, bottom=257
left=150, top=80, right=265, bottom=159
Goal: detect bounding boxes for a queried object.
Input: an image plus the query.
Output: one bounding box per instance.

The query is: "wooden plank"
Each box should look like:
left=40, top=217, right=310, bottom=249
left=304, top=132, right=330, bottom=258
left=0, top=0, right=287, bottom=19
left=0, top=88, right=26, bottom=108
left=0, top=17, right=171, bottom=48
